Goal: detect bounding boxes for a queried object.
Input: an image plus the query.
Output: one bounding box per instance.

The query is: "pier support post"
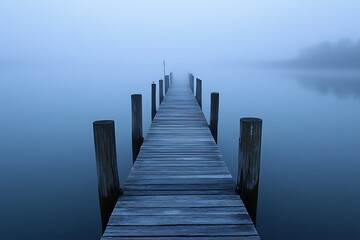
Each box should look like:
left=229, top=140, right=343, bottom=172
left=93, top=120, right=122, bottom=232
left=236, top=118, right=263, bottom=226
left=159, top=79, right=164, bottom=104
left=189, top=73, right=192, bottom=90
left=151, top=82, right=156, bottom=121
left=196, top=78, right=202, bottom=109
left=165, top=75, right=170, bottom=94
left=170, top=72, right=173, bottom=85
left=189, top=73, right=194, bottom=94
left=209, top=92, right=219, bottom=143
left=131, top=94, right=143, bottom=163
left=191, top=74, right=194, bottom=94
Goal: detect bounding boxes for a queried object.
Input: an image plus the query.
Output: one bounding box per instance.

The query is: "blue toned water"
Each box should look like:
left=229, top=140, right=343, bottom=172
left=200, top=68, right=360, bottom=240
left=1, top=64, right=359, bottom=239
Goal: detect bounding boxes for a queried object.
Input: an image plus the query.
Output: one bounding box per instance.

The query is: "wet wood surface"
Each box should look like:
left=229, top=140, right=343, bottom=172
left=101, top=84, right=260, bottom=239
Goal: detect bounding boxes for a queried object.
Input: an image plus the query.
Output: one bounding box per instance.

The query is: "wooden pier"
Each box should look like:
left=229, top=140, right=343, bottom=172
left=100, top=81, right=260, bottom=239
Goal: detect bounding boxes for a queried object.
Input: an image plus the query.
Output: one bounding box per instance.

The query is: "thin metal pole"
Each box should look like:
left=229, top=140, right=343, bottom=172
left=163, top=60, right=166, bottom=80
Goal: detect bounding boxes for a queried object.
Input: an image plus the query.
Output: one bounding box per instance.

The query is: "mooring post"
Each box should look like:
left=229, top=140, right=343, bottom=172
left=159, top=79, right=164, bottom=104
left=236, top=117, right=263, bottom=226
left=165, top=75, right=170, bottom=94
left=195, top=78, right=202, bottom=109
left=131, top=94, right=143, bottom=163
left=189, top=73, right=194, bottom=93
left=170, top=72, right=173, bottom=85
left=188, top=73, right=191, bottom=88
left=191, top=74, right=195, bottom=93
left=93, top=120, right=122, bottom=232
left=209, top=92, right=219, bottom=143
left=151, top=82, right=156, bottom=121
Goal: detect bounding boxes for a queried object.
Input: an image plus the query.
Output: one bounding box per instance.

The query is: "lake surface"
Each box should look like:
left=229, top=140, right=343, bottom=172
left=1, top=64, right=360, bottom=239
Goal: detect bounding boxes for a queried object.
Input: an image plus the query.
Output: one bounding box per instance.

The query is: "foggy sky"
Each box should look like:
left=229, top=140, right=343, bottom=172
left=1, top=0, right=360, bottom=67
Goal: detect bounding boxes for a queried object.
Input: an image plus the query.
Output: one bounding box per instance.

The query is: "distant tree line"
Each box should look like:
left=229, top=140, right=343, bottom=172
left=273, top=39, right=360, bottom=69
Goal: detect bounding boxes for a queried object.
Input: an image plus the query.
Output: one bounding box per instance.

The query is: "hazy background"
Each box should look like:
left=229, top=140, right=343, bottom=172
left=1, top=0, right=360, bottom=68
left=1, top=1, right=360, bottom=240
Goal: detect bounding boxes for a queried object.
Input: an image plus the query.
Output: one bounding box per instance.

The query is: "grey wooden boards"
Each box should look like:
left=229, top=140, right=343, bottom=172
left=101, top=84, right=260, bottom=239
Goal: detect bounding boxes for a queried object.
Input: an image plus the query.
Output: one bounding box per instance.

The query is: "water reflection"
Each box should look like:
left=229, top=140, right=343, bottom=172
left=295, top=72, right=360, bottom=99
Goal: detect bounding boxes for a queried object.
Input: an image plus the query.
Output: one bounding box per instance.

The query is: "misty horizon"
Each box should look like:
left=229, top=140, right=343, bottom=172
left=2, top=1, right=360, bottom=70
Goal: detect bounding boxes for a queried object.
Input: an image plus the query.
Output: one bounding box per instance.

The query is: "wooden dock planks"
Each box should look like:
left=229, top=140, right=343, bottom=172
left=101, top=84, right=260, bottom=239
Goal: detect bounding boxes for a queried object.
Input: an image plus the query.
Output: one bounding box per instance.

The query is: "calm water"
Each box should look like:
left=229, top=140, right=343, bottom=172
left=1, top=64, right=360, bottom=239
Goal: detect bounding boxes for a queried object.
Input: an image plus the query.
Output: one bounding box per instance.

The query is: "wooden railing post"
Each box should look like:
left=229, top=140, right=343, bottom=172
left=165, top=75, right=170, bottom=94
left=236, top=117, right=263, bottom=226
left=209, top=92, right=219, bottom=143
left=159, top=79, right=164, bottom=104
left=195, top=78, right=202, bottom=109
left=151, top=82, right=156, bottom=121
left=93, top=120, right=122, bottom=232
left=131, top=94, right=143, bottom=163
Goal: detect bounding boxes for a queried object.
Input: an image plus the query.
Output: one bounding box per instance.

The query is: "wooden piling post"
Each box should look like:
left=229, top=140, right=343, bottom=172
left=189, top=73, right=191, bottom=88
left=191, top=74, right=195, bottom=93
left=170, top=72, right=173, bottom=85
left=236, top=118, right=263, bottom=226
left=159, top=79, right=164, bottom=104
left=189, top=73, right=194, bottom=93
left=93, top=120, right=122, bottom=232
left=209, top=92, right=219, bottom=143
left=131, top=94, right=143, bottom=163
left=165, top=75, right=170, bottom=94
left=151, top=82, right=156, bottom=121
left=195, top=78, right=202, bottom=109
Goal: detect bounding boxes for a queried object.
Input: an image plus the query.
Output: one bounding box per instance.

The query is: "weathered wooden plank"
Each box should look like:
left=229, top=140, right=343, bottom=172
left=103, top=225, right=257, bottom=237
left=127, top=174, right=232, bottom=178
left=118, top=195, right=241, bottom=201
left=108, top=214, right=252, bottom=225
left=124, top=179, right=235, bottom=185
left=131, top=162, right=225, bottom=166
left=124, top=183, right=236, bottom=191
left=134, top=157, right=224, bottom=161
left=112, top=206, right=247, bottom=215
left=129, top=170, right=230, bottom=174
left=123, top=189, right=237, bottom=196
left=132, top=163, right=227, bottom=167
left=115, top=199, right=243, bottom=208
left=128, top=171, right=231, bottom=177
left=102, top=237, right=260, bottom=240
left=137, top=153, right=222, bottom=156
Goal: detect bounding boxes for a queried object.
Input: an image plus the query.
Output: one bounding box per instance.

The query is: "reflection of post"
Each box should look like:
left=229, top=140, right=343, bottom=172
left=165, top=75, right=170, bottom=94
left=131, top=94, right=143, bottom=163
left=151, top=83, right=156, bottom=121
left=209, top=92, right=219, bottom=143
left=195, top=78, right=202, bottom=109
left=159, top=79, right=164, bottom=104
left=93, top=120, right=122, bottom=232
left=236, top=118, right=263, bottom=226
